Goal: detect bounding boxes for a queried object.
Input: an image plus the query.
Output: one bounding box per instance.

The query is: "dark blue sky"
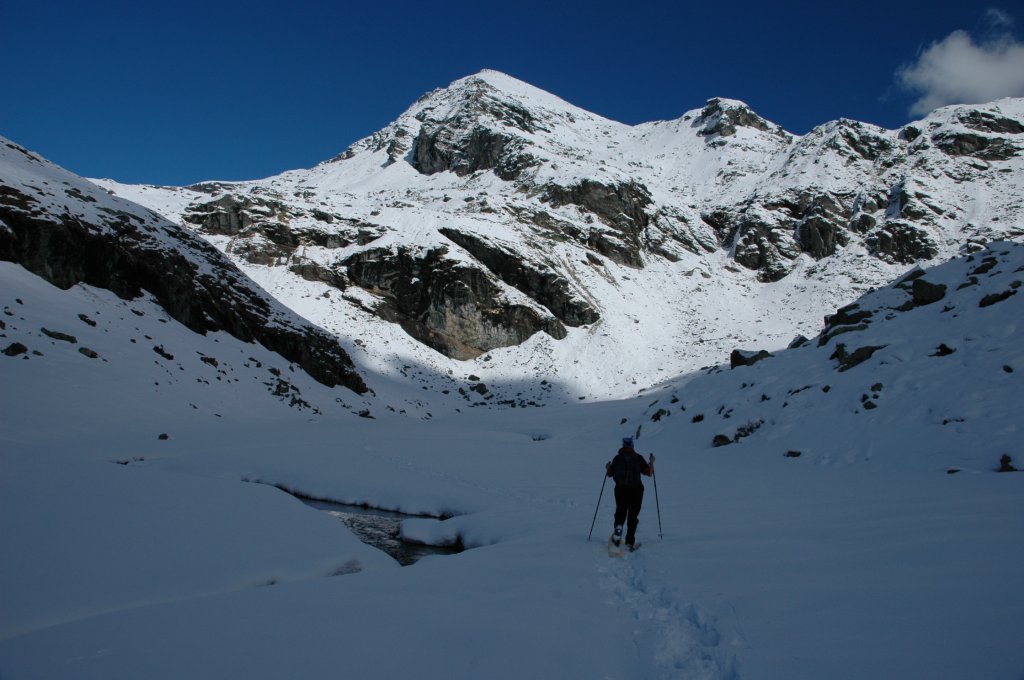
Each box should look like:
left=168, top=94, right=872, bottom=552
left=3, top=0, right=1020, bottom=185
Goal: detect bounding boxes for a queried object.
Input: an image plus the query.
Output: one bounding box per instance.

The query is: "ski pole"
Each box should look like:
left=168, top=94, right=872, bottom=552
left=587, top=467, right=610, bottom=541
left=650, top=453, right=663, bottom=539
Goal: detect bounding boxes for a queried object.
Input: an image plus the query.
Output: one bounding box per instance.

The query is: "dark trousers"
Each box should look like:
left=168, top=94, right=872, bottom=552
left=613, top=484, right=644, bottom=545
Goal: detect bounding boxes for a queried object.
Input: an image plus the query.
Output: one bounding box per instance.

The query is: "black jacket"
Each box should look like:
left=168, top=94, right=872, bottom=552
left=607, top=447, right=652, bottom=487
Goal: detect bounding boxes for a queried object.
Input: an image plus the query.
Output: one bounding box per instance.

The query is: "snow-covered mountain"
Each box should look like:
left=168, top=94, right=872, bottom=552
left=96, top=70, right=1024, bottom=402
left=2, top=78, right=1023, bottom=678
left=2, top=224, right=1022, bottom=679
left=0, top=136, right=368, bottom=405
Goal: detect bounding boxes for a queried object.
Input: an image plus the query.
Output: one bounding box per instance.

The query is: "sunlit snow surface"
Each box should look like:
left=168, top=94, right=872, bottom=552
left=3, top=74, right=1024, bottom=678
left=94, top=73, right=1024, bottom=403
left=2, top=241, right=1023, bottom=679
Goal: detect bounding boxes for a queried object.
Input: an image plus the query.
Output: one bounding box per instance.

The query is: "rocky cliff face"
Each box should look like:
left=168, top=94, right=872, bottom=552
left=0, top=139, right=367, bottom=394
left=92, top=71, right=1024, bottom=398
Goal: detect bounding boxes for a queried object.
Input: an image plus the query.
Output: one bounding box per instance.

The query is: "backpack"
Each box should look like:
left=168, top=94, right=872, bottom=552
left=611, top=450, right=644, bottom=486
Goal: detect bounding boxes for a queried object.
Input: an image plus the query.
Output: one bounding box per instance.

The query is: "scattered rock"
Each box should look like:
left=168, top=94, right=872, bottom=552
left=730, top=349, right=772, bottom=368
left=692, top=414, right=704, bottom=423
left=931, top=344, right=956, bottom=357
left=968, top=258, right=998, bottom=276
left=78, top=313, right=97, bottom=327
left=979, top=289, right=1017, bottom=308
left=819, top=304, right=874, bottom=346
left=733, top=419, right=764, bottom=440
left=998, top=454, right=1017, bottom=473
left=784, top=450, right=802, bottom=458
left=911, top=278, right=946, bottom=306
left=894, top=268, right=926, bottom=288
left=712, top=434, right=732, bottom=447
left=1004, top=365, right=1014, bottom=373
left=3, top=342, right=28, bottom=356
left=158, top=433, right=169, bottom=440
left=153, top=345, right=174, bottom=361
left=41, top=327, right=77, bottom=343
left=78, top=347, right=99, bottom=359
left=830, top=343, right=886, bottom=372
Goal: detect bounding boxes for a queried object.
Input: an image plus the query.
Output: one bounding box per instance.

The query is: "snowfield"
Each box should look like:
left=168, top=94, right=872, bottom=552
left=2, top=242, right=1023, bottom=679
left=3, top=71, right=1024, bottom=679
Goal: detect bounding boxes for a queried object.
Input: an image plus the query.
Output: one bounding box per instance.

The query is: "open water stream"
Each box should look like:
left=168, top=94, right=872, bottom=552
left=302, top=498, right=461, bottom=566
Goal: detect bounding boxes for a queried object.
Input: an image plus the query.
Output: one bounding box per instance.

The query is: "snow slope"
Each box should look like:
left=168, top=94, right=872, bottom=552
left=3, top=73, right=1023, bottom=679
left=1, top=240, right=1022, bottom=679
left=95, top=71, right=1024, bottom=403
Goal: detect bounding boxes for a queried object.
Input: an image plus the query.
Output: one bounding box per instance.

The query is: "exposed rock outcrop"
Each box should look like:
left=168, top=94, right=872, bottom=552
left=413, top=125, right=537, bottom=180
left=730, top=349, right=773, bottom=368
left=867, top=221, right=939, bottom=264
left=438, top=229, right=599, bottom=326
left=343, top=246, right=566, bottom=360
left=932, top=132, right=1019, bottom=160
left=410, top=75, right=544, bottom=180
left=541, top=179, right=652, bottom=268
left=0, top=146, right=367, bottom=393
left=184, top=193, right=385, bottom=266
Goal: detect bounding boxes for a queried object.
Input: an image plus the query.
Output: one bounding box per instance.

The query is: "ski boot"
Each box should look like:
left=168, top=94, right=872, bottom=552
left=608, top=525, right=625, bottom=557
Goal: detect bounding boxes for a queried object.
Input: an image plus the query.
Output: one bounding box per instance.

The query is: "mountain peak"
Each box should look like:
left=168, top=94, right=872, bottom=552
left=696, top=97, right=783, bottom=138
left=409, top=70, right=596, bottom=130
left=452, top=69, right=573, bottom=105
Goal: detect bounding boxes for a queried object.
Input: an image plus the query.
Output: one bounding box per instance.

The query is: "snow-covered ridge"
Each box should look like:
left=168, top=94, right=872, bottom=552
left=636, top=240, right=1024, bottom=472
left=2, top=238, right=1022, bottom=679
left=92, top=71, right=1024, bottom=402
left=0, top=136, right=367, bottom=395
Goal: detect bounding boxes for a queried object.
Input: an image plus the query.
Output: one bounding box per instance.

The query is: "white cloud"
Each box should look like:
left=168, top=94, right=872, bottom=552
left=897, top=16, right=1024, bottom=116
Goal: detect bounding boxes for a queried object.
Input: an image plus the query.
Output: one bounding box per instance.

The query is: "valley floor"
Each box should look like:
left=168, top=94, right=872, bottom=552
left=2, top=405, right=1022, bottom=680
left=2, top=250, right=1024, bottom=679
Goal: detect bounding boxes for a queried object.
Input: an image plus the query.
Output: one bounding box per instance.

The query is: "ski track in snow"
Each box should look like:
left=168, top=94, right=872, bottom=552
left=598, top=548, right=739, bottom=680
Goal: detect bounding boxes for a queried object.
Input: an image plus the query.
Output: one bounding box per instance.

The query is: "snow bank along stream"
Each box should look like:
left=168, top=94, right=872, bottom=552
left=299, top=498, right=463, bottom=566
